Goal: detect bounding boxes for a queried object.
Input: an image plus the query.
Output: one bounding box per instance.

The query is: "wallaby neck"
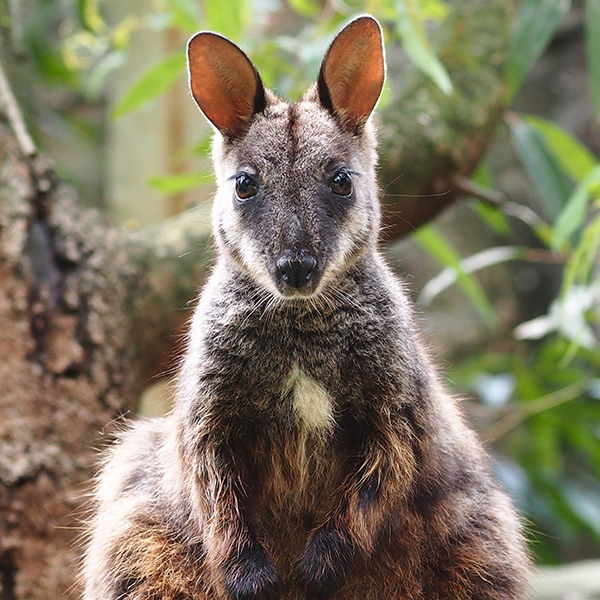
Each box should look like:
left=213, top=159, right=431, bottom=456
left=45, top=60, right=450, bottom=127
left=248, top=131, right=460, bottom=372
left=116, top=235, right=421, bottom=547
left=178, top=247, right=422, bottom=418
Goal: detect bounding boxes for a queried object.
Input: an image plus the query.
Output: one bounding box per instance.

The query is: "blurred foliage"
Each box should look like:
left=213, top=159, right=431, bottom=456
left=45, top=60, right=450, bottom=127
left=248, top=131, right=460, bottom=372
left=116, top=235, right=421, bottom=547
left=450, top=340, right=600, bottom=563
left=444, top=0, right=600, bottom=560
left=9, top=0, right=600, bottom=565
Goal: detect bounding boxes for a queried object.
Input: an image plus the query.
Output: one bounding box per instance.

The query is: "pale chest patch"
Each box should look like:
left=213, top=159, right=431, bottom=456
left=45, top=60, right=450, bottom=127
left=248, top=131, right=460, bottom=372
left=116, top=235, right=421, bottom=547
left=286, top=364, right=335, bottom=431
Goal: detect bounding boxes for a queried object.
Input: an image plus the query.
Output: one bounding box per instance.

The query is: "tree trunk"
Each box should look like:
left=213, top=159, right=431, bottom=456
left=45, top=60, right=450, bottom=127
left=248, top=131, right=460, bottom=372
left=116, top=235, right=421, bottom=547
left=0, top=119, right=212, bottom=598
left=378, top=0, right=512, bottom=238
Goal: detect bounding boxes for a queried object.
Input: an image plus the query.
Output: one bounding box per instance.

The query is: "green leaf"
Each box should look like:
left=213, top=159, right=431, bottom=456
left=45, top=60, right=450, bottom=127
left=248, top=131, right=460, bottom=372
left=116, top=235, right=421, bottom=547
left=509, top=115, right=573, bottom=220
left=112, top=16, right=142, bottom=50
left=191, top=135, right=213, bottom=157
left=586, top=0, right=600, bottom=117
left=414, top=225, right=498, bottom=329
left=523, top=115, right=599, bottom=182
left=288, top=0, right=321, bottom=17
left=473, top=200, right=510, bottom=236
left=205, top=0, right=248, bottom=41
left=86, top=51, right=125, bottom=99
left=553, top=165, right=600, bottom=249
left=78, top=0, right=105, bottom=31
left=562, top=482, right=600, bottom=537
left=149, top=172, right=211, bottom=195
left=419, top=246, right=523, bottom=307
left=112, top=51, right=186, bottom=119
left=419, top=0, right=450, bottom=21
left=470, top=162, right=510, bottom=235
left=31, top=41, right=80, bottom=87
left=395, top=0, right=453, bottom=95
left=471, top=160, right=493, bottom=188
left=168, top=0, right=202, bottom=32
left=562, top=212, right=600, bottom=295
left=507, top=0, right=566, bottom=100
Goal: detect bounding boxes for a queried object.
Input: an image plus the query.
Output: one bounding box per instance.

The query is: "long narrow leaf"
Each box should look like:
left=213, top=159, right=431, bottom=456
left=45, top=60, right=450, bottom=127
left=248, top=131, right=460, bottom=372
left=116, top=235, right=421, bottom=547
left=507, top=0, right=565, bottom=100
left=419, top=246, right=523, bottom=307
left=562, top=212, right=600, bottom=296
left=395, top=0, right=453, bottom=95
left=112, top=51, right=186, bottom=119
left=586, top=0, right=600, bottom=116
left=509, top=115, right=573, bottom=220
left=149, top=172, right=211, bottom=195
left=414, top=225, right=498, bottom=328
left=473, top=200, right=511, bottom=236
left=553, top=165, right=600, bottom=249
left=470, top=162, right=511, bottom=235
left=523, top=115, right=599, bottom=182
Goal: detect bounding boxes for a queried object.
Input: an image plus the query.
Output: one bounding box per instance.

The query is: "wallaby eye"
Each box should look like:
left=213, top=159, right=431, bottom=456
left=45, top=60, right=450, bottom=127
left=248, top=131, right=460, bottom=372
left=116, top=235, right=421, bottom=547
left=330, top=170, right=353, bottom=197
left=235, top=173, right=259, bottom=201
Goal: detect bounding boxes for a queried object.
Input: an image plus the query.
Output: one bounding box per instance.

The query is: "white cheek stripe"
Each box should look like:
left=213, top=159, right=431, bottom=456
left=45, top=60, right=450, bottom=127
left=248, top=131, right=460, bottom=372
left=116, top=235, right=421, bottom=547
left=287, top=364, right=335, bottom=430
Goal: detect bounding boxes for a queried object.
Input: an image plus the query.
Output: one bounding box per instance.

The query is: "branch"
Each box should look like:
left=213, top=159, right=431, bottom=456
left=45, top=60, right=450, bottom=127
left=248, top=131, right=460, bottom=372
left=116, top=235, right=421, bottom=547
left=126, top=210, right=213, bottom=376
left=0, top=57, right=37, bottom=157
left=453, top=174, right=548, bottom=229
left=483, top=380, right=589, bottom=442
left=378, top=0, right=514, bottom=239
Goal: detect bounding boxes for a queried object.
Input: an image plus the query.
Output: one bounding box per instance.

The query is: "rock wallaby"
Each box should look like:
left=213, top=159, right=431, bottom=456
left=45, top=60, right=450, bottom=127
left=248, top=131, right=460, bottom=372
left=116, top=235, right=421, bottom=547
left=83, top=16, right=530, bottom=600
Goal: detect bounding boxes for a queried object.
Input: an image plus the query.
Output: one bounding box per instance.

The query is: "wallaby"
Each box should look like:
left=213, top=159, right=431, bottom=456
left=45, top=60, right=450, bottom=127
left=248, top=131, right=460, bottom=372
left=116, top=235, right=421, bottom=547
left=83, top=16, right=530, bottom=600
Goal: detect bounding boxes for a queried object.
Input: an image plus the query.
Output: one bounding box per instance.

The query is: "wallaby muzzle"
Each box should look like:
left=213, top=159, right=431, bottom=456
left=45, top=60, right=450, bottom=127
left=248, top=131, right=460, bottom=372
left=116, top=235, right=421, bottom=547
left=276, top=252, right=317, bottom=291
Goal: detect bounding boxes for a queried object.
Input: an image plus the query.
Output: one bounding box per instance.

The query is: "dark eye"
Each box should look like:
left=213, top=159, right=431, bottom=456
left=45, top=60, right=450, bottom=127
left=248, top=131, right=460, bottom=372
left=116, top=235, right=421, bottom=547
left=235, top=173, right=259, bottom=201
left=330, top=170, right=353, bottom=196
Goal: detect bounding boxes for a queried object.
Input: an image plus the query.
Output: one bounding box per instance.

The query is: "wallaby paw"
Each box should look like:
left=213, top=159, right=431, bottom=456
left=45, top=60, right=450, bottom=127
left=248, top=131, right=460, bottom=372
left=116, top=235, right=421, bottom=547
left=294, top=525, right=356, bottom=599
left=223, top=540, right=282, bottom=600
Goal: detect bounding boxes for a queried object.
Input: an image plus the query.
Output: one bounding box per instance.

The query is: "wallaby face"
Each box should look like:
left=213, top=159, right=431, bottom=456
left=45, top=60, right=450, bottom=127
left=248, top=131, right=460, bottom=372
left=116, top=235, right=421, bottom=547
left=83, top=16, right=529, bottom=600
left=188, top=19, right=384, bottom=298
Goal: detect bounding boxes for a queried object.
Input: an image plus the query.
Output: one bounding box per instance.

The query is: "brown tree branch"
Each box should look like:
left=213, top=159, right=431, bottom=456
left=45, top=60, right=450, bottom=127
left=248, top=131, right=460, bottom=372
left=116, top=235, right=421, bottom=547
left=378, top=0, right=514, bottom=239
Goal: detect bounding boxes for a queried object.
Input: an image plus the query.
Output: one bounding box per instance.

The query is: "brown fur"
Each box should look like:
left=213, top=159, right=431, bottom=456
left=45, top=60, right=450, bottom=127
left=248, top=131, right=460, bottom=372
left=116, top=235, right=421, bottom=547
left=82, top=16, right=530, bottom=600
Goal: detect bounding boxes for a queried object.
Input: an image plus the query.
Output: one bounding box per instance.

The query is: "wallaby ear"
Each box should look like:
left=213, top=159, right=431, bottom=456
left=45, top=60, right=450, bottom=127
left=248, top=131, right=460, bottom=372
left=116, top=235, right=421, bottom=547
left=317, top=16, right=385, bottom=133
left=187, top=32, right=266, bottom=138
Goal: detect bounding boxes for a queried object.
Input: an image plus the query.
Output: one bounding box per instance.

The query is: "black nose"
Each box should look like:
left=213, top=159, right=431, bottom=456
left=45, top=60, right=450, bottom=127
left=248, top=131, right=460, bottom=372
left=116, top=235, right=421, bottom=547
left=277, top=255, right=316, bottom=289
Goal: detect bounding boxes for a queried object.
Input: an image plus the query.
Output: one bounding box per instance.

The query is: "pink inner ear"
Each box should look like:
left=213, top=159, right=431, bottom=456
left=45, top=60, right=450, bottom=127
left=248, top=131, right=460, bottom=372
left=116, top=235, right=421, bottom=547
left=321, top=17, right=385, bottom=128
left=188, top=33, right=261, bottom=137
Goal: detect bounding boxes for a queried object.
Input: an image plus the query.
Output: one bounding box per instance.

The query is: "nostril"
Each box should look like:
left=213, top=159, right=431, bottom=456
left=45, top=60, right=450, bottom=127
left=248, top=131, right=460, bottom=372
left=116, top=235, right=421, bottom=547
left=277, top=255, right=316, bottom=289
left=300, top=255, right=316, bottom=275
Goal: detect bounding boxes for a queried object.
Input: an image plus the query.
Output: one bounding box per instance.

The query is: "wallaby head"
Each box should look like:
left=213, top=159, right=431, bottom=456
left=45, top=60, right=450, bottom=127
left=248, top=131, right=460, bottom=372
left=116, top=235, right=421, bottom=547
left=187, top=16, right=385, bottom=298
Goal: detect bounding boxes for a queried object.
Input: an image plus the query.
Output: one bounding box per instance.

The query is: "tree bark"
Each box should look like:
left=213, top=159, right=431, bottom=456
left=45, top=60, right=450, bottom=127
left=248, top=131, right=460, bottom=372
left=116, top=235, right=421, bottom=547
left=0, top=0, right=512, bottom=597
left=0, top=119, right=212, bottom=598
left=379, top=0, right=512, bottom=238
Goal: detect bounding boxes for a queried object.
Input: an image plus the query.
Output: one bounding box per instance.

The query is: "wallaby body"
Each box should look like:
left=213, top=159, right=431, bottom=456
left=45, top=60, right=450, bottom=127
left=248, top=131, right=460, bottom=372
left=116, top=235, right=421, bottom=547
left=83, top=17, right=529, bottom=600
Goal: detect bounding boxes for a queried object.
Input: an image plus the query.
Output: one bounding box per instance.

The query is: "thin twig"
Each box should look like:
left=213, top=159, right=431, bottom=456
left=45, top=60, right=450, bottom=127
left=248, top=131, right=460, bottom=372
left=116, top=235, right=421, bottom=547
left=453, top=174, right=506, bottom=206
left=483, top=380, right=589, bottom=442
left=453, top=174, right=546, bottom=229
left=0, top=56, right=37, bottom=157
left=523, top=248, right=569, bottom=264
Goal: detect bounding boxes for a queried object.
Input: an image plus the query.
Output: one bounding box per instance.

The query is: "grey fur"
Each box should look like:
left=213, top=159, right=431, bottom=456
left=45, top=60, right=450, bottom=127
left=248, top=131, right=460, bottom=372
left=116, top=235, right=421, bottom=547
left=83, top=16, right=530, bottom=600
